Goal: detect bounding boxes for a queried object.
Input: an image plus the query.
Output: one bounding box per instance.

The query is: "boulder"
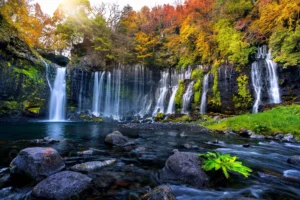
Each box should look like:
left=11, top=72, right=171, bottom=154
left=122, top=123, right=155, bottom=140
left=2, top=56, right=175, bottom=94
left=105, top=131, right=130, bottom=146
left=71, top=160, right=116, bottom=173
left=158, top=150, right=209, bottom=188
left=239, top=128, right=251, bottom=137
left=287, top=156, right=300, bottom=165
left=142, top=185, right=176, bottom=200
left=282, top=133, right=296, bottom=143
left=32, top=171, right=91, bottom=200
left=10, top=147, right=65, bottom=182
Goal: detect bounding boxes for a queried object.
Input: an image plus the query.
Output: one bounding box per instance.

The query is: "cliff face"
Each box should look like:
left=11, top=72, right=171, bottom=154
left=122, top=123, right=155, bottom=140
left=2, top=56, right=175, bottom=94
left=206, top=63, right=300, bottom=114
left=0, top=14, right=49, bottom=120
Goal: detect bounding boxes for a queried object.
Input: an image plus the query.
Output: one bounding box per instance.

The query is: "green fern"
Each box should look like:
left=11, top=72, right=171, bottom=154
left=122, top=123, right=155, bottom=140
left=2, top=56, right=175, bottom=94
left=199, top=151, right=252, bottom=179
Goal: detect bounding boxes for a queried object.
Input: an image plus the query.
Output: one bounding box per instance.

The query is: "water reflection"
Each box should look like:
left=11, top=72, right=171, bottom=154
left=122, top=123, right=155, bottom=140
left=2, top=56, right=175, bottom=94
left=46, top=123, right=65, bottom=139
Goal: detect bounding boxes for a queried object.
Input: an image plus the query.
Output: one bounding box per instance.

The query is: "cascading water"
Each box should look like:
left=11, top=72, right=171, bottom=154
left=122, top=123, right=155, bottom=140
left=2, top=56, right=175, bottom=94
left=200, top=74, right=209, bottom=114
left=251, top=62, right=262, bottom=113
left=42, top=59, right=52, bottom=91
left=92, top=72, right=105, bottom=117
left=250, top=46, right=281, bottom=113
left=166, top=86, right=178, bottom=114
left=181, top=81, right=194, bottom=114
left=104, top=72, right=112, bottom=117
left=49, top=68, right=66, bottom=121
left=266, top=50, right=281, bottom=104
left=152, top=72, right=169, bottom=116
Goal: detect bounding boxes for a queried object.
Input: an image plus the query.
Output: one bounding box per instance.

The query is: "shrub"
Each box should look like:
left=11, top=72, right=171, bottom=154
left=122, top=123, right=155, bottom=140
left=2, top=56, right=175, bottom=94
left=199, top=151, right=252, bottom=179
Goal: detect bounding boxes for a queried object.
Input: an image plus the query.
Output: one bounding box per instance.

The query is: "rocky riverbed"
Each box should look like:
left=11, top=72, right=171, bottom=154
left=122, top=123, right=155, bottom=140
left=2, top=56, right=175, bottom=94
left=0, top=122, right=299, bottom=200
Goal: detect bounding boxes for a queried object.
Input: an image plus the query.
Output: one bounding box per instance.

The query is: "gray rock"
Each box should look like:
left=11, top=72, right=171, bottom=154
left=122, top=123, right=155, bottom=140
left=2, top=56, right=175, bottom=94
left=105, top=131, right=130, bottom=146
left=275, top=133, right=284, bottom=140
left=142, top=185, right=176, bottom=200
left=32, top=171, right=91, bottom=200
left=287, top=155, right=300, bottom=165
left=10, top=147, right=65, bottom=182
left=159, top=151, right=209, bottom=188
left=250, top=134, right=265, bottom=139
left=182, top=142, right=198, bottom=149
left=282, top=133, right=296, bottom=143
left=213, top=116, right=221, bottom=121
left=240, top=128, right=251, bottom=137
left=71, top=160, right=116, bottom=173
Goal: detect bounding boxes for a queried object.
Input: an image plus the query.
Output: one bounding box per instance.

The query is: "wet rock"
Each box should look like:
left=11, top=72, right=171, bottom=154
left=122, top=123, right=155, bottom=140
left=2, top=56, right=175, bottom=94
left=0, top=172, right=10, bottom=188
left=282, top=133, right=296, bottom=143
left=10, top=147, right=65, bottom=182
left=71, top=160, right=116, bottom=173
left=275, top=133, right=284, bottom=140
left=159, top=151, right=209, bottom=189
left=105, top=131, right=130, bottom=146
left=179, top=132, right=187, bottom=138
left=243, top=144, right=251, bottom=148
left=141, top=185, right=176, bottom=200
left=239, top=128, right=252, bottom=137
left=32, top=171, right=92, bottom=200
left=287, top=156, right=300, bottom=165
left=250, top=134, right=265, bottom=139
left=182, top=142, right=198, bottom=149
left=129, top=192, right=142, bottom=200
left=31, top=137, right=60, bottom=144
left=213, top=116, right=221, bottom=121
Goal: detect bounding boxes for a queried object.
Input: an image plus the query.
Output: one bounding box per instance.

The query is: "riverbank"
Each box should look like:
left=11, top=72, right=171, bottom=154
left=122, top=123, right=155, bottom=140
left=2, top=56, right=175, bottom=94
left=203, top=105, right=300, bottom=139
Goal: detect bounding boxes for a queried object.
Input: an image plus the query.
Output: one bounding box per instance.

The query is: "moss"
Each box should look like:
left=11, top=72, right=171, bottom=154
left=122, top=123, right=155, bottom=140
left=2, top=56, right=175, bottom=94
left=154, top=112, right=165, bottom=121
left=191, top=68, right=204, bottom=108
left=175, top=80, right=186, bottom=112
left=80, top=113, right=103, bottom=122
left=233, top=74, right=252, bottom=113
left=168, top=115, right=193, bottom=123
left=209, top=62, right=221, bottom=107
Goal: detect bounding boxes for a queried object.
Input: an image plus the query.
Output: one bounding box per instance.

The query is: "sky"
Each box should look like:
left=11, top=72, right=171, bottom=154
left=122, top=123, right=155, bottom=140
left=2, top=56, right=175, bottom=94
left=34, top=0, right=176, bottom=16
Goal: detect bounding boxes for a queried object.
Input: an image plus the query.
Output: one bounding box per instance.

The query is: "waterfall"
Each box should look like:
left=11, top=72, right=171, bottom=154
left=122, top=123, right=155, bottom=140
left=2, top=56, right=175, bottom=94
left=49, top=68, right=66, bottom=121
left=42, top=59, right=52, bottom=91
left=92, top=72, right=100, bottom=116
left=112, top=68, right=121, bottom=119
left=181, top=81, right=194, bottom=114
left=166, top=86, right=178, bottom=114
left=78, top=71, right=84, bottom=113
left=152, top=72, right=169, bottom=116
left=251, top=62, right=262, bottom=113
left=104, top=72, right=112, bottom=116
left=200, top=74, right=209, bottom=114
left=92, top=72, right=105, bottom=117
left=266, top=50, right=281, bottom=104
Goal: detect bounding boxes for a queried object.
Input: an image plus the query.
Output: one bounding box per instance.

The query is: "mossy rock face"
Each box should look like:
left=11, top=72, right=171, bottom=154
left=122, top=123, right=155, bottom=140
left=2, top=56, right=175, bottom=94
left=79, top=114, right=103, bottom=122
left=154, top=112, right=165, bottom=121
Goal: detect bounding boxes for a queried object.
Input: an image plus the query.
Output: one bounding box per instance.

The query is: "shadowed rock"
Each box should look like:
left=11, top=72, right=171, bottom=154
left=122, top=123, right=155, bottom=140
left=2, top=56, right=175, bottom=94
left=32, top=171, right=91, bottom=200
left=158, top=150, right=209, bottom=189
left=287, top=156, right=300, bottom=165
left=10, top=147, right=65, bottom=182
left=105, top=131, right=130, bottom=146
left=142, top=185, right=176, bottom=200
left=71, top=160, right=116, bottom=173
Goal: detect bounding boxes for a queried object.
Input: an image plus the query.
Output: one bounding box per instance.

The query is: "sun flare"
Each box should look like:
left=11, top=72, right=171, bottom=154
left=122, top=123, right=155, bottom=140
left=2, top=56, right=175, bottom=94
left=34, top=0, right=64, bottom=16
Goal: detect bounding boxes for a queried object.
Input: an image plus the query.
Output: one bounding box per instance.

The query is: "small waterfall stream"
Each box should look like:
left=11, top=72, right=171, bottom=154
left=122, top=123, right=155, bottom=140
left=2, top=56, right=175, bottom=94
left=42, top=59, right=52, bottom=91
left=251, top=62, right=262, bottom=113
left=181, top=81, right=194, bottom=114
left=49, top=68, right=66, bottom=121
left=152, top=72, right=169, bottom=116
left=251, top=46, right=281, bottom=113
left=166, top=86, right=178, bottom=114
left=266, top=50, right=281, bottom=104
left=200, top=74, right=209, bottom=114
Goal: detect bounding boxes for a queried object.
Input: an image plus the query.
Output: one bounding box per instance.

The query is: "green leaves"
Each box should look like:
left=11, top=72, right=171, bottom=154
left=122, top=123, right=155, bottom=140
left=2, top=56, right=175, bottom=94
left=199, top=151, right=252, bottom=179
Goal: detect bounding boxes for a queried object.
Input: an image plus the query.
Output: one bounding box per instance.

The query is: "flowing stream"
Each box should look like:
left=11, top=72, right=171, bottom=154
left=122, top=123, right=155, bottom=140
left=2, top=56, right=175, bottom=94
left=0, top=123, right=299, bottom=199
left=200, top=74, right=210, bottom=114
left=49, top=68, right=66, bottom=121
